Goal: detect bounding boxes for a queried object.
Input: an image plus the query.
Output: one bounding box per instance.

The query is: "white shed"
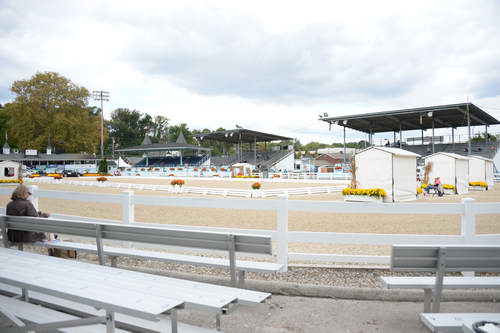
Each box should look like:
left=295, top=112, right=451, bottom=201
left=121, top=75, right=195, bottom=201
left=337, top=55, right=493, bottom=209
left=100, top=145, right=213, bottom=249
left=0, top=160, right=22, bottom=180
left=468, top=155, right=495, bottom=189
left=423, top=152, right=469, bottom=194
left=231, top=163, right=254, bottom=177
left=354, top=147, right=420, bottom=202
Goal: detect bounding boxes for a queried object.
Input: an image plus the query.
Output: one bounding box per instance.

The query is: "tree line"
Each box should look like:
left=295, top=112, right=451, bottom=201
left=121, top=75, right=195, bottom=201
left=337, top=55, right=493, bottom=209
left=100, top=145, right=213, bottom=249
left=0, top=71, right=370, bottom=157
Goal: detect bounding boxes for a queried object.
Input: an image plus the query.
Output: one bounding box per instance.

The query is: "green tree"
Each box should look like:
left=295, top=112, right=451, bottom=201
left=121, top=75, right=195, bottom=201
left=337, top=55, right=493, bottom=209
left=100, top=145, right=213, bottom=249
left=151, top=115, right=169, bottom=142
left=168, top=123, right=194, bottom=144
left=5, top=72, right=100, bottom=152
left=108, top=108, right=156, bottom=148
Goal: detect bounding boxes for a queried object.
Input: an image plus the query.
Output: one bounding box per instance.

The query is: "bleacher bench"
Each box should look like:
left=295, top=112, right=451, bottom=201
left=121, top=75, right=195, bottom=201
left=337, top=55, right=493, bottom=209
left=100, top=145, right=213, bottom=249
left=0, top=215, right=283, bottom=288
left=380, top=245, right=500, bottom=332
left=0, top=294, right=129, bottom=333
left=33, top=240, right=283, bottom=287
left=0, top=284, right=216, bottom=333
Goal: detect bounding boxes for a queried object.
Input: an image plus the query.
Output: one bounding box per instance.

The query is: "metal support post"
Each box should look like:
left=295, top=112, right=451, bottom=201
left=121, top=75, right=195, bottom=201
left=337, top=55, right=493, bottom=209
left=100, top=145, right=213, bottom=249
left=343, top=126, right=346, bottom=165
left=228, top=234, right=237, bottom=287
left=431, top=247, right=446, bottom=313
left=432, top=118, right=435, bottom=153
left=106, top=311, right=115, bottom=333
left=22, top=288, right=29, bottom=302
left=0, top=218, right=9, bottom=248
left=170, top=309, right=178, bottom=333
left=95, top=225, right=106, bottom=266
left=467, top=103, right=471, bottom=155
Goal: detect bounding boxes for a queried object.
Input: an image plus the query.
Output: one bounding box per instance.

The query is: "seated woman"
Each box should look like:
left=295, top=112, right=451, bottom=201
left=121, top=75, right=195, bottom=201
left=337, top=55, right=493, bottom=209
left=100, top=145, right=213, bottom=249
left=425, top=177, right=444, bottom=197
left=6, top=185, right=49, bottom=244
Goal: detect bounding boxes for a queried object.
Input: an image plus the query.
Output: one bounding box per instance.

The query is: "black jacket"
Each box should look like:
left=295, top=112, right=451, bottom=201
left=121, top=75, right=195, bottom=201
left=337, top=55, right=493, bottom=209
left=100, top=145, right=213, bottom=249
left=6, top=199, right=46, bottom=243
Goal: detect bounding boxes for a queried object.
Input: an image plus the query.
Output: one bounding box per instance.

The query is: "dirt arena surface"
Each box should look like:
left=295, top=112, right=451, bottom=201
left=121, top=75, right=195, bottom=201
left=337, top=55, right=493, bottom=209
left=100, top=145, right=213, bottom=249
left=2, top=178, right=499, bottom=258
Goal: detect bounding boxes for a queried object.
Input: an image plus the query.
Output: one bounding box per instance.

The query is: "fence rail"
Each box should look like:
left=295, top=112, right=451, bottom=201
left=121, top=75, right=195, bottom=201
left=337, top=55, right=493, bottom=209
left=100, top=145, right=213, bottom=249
left=0, top=186, right=499, bottom=268
left=25, top=178, right=346, bottom=198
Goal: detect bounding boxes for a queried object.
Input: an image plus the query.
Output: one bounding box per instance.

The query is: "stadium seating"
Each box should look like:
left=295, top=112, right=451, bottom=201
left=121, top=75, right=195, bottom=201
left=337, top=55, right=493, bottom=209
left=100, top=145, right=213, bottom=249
left=133, top=156, right=206, bottom=167
left=210, top=150, right=292, bottom=168
left=402, top=141, right=499, bottom=159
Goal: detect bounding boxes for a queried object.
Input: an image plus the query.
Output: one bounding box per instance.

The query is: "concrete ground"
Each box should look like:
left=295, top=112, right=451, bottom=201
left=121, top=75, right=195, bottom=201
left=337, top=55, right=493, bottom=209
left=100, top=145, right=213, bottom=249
left=180, top=296, right=500, bottom=333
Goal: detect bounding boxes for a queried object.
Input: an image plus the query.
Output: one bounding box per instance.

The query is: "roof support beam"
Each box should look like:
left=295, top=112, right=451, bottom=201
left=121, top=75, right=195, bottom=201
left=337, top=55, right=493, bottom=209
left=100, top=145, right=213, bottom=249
left=458, top=106, right=487, bottom=125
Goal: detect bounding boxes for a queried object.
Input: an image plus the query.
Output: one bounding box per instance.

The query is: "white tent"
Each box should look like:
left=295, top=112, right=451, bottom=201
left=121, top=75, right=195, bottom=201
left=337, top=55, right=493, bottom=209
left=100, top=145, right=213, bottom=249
left=423, top=152, right=469, bottom=194
left=468, top=155, right=495, bottom=189
left=354, top=147, right=420, bottom=202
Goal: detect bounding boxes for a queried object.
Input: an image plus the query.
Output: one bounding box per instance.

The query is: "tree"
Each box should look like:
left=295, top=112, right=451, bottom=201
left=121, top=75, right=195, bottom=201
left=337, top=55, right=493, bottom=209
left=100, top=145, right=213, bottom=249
left=168, top=123, right=194, bottom=144
left=151, top=115, right=169, bottom=142
left=98, top=159, right=108, bottom=174
left=108, top=108, right=155, bottom=148
left=5, top=72, right=100, bottom=152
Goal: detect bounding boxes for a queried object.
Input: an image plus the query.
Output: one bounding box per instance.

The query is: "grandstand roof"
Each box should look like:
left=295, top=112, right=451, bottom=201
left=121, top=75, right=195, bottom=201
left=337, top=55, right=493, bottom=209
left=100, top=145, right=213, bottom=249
left=194, top=128, right=292, bottom=144
left=319, top=103, right=500, bottom=134
left=116, top=142, right=211, bottom=153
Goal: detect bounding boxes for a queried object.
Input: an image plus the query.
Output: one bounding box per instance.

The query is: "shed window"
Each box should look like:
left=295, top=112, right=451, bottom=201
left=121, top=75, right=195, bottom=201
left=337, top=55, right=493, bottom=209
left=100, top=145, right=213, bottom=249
left=4, top=167, right=15, bottom=177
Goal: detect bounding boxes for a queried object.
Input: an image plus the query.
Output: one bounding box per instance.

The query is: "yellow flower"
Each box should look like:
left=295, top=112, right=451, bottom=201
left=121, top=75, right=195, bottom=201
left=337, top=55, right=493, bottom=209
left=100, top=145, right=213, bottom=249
left=469, top=181, right=487, bottom=187
left=342, top=188, right=386, bottom=198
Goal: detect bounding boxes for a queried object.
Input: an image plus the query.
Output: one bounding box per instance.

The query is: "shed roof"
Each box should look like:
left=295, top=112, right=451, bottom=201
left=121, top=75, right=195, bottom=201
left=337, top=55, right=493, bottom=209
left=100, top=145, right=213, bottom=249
left=424, top=152, right=469, bottom=160
left=467, top=155, right=494, bottom=162
left=357, top=146, right=420, bottom=157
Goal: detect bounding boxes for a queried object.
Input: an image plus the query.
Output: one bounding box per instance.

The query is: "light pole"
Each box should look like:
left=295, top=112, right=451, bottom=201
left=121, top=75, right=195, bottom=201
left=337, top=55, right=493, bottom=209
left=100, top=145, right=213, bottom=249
left=92, top=91, right=110, bottom=159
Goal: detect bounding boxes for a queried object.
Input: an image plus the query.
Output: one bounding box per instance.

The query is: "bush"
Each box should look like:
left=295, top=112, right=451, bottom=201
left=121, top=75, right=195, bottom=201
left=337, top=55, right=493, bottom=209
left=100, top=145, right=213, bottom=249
left=98, top=159, right=108, bottom=174
left=252, top=182, right=261, bottom=190
left=171, top=179, right=185, bottom=186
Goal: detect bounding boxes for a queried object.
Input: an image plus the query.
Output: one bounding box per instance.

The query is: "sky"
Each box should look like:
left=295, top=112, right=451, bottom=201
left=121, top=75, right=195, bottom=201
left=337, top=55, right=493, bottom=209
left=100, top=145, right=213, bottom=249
left=1, top=0, right=500, bottom=144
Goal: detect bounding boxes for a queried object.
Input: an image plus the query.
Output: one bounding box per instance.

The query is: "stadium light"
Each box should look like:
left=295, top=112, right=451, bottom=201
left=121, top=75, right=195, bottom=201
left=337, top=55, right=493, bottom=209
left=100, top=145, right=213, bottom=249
left=343, top=120, right=348, bottom=125
left=92, top=90, right=110, bottom=159
left=427, top=111, right=433, bottom=117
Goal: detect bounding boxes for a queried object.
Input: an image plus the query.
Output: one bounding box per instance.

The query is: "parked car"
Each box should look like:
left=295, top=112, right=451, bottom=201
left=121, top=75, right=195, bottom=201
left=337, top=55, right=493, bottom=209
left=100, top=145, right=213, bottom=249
left=62, top=170, right=80, bottom=177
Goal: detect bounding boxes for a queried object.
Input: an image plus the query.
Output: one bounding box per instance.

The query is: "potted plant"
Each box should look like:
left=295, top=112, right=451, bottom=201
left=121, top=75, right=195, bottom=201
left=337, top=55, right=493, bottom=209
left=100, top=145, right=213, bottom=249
left=52, top=174, right=63, bottom=180
left=97, top=176, right=108, bottom=182
left=469, top=181, right=488, bottom=191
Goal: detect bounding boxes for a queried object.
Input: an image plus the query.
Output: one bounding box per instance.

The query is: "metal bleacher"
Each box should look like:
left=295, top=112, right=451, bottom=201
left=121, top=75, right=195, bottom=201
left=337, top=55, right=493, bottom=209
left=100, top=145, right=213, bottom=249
left=210, top=150, right=292, bottom=168
left=401, top=141, right=499, bottom=160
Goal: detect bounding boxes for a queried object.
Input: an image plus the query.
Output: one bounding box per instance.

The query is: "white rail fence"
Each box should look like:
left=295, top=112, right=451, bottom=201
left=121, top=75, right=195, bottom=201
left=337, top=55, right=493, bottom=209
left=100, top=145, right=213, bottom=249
left=25, top=178, right=346, bottom=198
left=1, top=186, right=499, bottom=268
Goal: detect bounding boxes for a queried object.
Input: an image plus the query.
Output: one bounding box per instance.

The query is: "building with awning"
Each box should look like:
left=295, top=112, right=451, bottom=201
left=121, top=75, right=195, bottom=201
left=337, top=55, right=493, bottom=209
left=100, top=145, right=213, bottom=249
left=116, top=133, right=211, bottom=167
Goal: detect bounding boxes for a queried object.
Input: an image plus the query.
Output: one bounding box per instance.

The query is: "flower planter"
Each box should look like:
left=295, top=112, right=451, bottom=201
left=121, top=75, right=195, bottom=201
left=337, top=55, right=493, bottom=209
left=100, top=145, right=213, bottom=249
left=443, top=188, right=455, bottom=195
left=469, top=186, right=486, bottom=191
left=343, top=195, right=383, bottom=203
left=251, top=189, right=262, bottom=198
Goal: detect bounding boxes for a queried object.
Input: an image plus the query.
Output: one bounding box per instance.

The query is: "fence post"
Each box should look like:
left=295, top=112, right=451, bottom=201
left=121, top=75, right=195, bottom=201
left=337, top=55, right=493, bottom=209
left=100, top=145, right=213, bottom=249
left=276, top=195, right=289, bottom=272
left=461, top=198, right=475, bottom=244
left=461, top=198, right=476, bottom=277
left=122, top=190, right=135, bottom=225
left=29, top=185, right=39, bottom=211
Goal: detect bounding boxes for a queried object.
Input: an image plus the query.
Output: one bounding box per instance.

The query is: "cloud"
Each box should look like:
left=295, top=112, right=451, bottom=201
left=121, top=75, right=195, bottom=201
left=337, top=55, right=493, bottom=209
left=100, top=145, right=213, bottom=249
left=1, top=0, right=500, bottom=143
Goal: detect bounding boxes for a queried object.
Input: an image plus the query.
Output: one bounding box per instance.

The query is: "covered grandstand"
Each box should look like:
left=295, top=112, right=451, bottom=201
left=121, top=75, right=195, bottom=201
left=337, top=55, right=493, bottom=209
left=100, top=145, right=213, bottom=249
left=319, top=103, right=500, bottom=160
left=195, top=128, right=294, bottom=170
left=116, top=133, right=211, bottom=167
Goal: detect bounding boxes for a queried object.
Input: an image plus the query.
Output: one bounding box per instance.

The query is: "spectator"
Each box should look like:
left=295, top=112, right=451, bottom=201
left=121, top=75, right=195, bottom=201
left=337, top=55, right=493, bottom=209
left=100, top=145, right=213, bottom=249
left=6, top=185, right=49, bottom=243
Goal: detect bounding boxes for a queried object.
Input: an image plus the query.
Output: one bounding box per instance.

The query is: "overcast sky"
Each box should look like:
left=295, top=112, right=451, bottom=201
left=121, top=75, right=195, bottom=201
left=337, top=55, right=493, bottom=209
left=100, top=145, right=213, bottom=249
left=1, top=0, right=500, bottom=143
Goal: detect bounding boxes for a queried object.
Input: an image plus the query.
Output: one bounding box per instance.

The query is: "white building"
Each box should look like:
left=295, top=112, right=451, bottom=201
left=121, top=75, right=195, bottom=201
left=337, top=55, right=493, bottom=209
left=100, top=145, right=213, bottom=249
left=355, top=147, right=420, bottom=202
left=424, top=152, right=469, bottom=194
left=468, top=155, right=495, bottom=189
left=0, top=160, right=21, bottom=180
